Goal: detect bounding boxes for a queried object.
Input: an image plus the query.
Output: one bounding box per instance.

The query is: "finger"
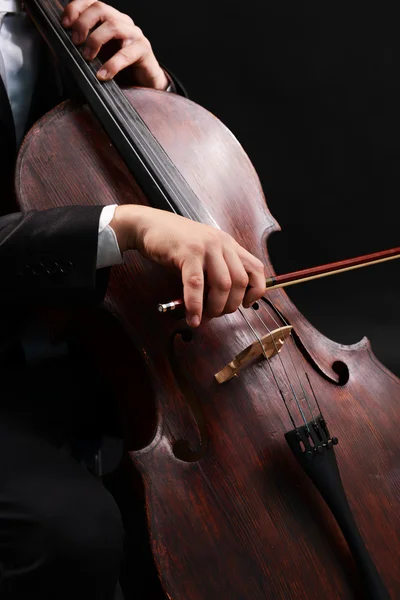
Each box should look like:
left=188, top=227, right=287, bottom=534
left=61, top=0, right=99, bottom=28
left=81, top=21, right=137, bottom=60
left=221, top=248, right=249, bottom=314
left=203, top=252, right=232, bottom=319
left=181, top=259, right=205, bottom=328
left=237, top=249, right=266, bottom=307
left=97, top=42, right=150, bottom=80
left=63, top=2, right=121, bottom=45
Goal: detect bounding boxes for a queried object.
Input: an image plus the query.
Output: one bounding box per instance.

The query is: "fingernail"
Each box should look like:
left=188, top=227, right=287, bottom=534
left=97, top=68, right=109, bottom=80
left=82, top=47, right=92, bottom=59
left=187, top=315, right=200, bottom=328
left=62, top=16, right=70, bottom=26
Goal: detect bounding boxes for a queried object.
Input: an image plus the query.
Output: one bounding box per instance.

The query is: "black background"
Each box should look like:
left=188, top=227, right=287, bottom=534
left=116, top=0, right=399, bottom=377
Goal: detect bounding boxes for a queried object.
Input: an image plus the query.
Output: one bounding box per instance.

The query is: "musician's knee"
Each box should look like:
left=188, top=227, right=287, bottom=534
left=2, top=476, right=124, bottom=590
left=39, top=482, right=124, bottom=570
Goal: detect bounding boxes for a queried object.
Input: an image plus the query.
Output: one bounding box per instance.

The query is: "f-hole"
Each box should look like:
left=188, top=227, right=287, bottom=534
left=168, top=329, right=208, bottom=462
left=261, top=297, right=350, bottom=386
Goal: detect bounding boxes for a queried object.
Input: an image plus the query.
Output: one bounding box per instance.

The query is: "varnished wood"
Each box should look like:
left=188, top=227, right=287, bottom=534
left=15, top=89, right=400, bottom=600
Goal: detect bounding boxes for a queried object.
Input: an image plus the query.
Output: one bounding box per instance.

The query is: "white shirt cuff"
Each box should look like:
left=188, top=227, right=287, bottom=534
left=96, top=204, right=124, bottom=269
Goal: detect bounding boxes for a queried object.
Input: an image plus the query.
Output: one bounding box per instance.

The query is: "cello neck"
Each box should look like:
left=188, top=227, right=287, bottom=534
left=23, top=0, right=211, bottom=223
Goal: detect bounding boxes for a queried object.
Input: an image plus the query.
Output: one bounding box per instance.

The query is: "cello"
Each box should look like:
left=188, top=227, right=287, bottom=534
left=16, top=0, right=400, bottom=598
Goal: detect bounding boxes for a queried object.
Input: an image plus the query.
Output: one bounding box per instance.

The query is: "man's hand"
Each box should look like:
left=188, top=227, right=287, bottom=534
left=61, top=0, right=169, bottom=88
left=110, top=205, right=267, bottom=328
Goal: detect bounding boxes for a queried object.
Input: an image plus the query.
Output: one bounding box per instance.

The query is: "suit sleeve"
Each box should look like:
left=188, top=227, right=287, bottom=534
left=161, top=65, right=189, bottom=98
left=0, top=205, right=108, bottom=306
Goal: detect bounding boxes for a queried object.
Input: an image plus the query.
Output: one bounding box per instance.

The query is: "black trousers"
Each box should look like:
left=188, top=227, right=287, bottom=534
left=0, top=411, right=124, bottom=599
left=0, top=323, right=125, bottom=599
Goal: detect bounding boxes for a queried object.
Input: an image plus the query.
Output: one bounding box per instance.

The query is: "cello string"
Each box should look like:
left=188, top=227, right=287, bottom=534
left=252, top=271, right=322, bottom=426
left=248, top=307, right=312, bottom=429
left=238, top=307, right=269, bottom=359
left=305, top=373, right=324, bottom=417
left=254, top=303, right=317, bottom=423
left=239, top=305, right=308, bottom=428
left=260, top=250, right=333, bottom=425
left=238, top=308, right=298, bottom=428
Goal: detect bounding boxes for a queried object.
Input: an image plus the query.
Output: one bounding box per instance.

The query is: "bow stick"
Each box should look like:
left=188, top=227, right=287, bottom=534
left=158, top=246, right=400, bottom=313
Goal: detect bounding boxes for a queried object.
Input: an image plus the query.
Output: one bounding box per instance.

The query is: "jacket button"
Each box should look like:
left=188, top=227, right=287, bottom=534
left=19, top=265, right=34, bottom=277
left=45, top=262, right=59, bottom=276
left=57, top=260, right=73, bottom=274
left=31, top=263, right=45, bottom=275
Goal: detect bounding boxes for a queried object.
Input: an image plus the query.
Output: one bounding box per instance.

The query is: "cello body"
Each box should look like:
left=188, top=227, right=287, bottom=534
left=15, top=88, right=400, bottom=599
